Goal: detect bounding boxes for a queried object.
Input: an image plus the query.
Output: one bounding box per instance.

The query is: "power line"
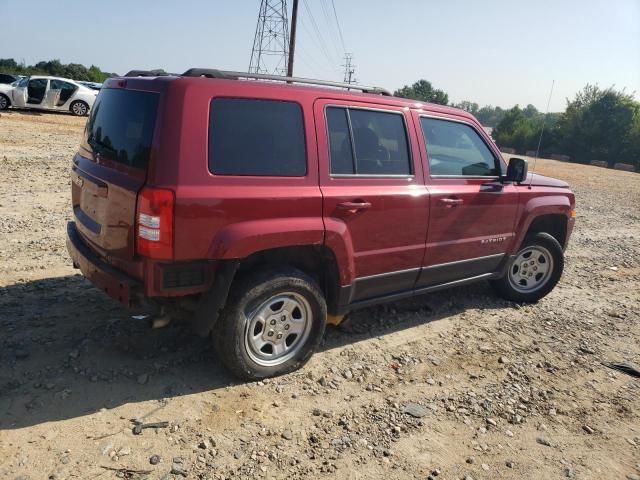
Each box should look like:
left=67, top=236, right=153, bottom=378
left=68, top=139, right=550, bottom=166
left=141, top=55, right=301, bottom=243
left=295, top=46, right=324, bottom=78
left=318, top=0, right=344, bottom=60
left=301, top=0, right=339, bottom=69
left=330, top=0, right=347, bottom=53
left=298, top=16, right=340, bottom=73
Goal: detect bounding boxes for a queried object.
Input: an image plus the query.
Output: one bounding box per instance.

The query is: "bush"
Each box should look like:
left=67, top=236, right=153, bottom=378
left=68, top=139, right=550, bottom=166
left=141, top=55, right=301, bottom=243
left=0, top=58, right=115, bottom=82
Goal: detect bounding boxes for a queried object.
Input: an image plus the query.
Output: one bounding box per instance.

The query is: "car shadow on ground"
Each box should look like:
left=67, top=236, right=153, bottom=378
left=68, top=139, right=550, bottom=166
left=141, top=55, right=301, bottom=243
left=2, top=108, right=75, bottom=117
left=0, top=274, right=511, bottom=430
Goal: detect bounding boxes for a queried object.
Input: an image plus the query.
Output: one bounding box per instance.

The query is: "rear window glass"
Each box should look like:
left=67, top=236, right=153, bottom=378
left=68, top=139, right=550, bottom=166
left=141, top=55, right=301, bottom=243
left=86, top=88, right=159, bottom=169
left=209, top=98, right=306, bottom=176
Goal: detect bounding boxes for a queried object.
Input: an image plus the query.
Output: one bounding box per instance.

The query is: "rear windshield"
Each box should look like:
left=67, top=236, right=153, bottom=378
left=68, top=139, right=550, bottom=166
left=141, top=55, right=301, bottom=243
left=85, top=88, right=159, bottom=169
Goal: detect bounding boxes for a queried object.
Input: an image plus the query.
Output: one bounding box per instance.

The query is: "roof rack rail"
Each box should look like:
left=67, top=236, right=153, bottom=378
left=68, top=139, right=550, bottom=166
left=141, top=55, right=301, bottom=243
left=181, top=68, right=391, bottom=96
left=124, top=69, right=175, bottom=77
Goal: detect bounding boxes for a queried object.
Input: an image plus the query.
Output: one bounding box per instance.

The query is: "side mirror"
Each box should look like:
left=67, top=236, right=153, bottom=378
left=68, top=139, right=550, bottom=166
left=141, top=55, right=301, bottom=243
left=505, top=157, right=528, bottom=183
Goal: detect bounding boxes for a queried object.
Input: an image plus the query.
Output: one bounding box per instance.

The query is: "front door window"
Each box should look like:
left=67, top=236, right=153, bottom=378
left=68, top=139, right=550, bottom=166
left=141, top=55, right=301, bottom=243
left=420, top=117, right=500, bottom=177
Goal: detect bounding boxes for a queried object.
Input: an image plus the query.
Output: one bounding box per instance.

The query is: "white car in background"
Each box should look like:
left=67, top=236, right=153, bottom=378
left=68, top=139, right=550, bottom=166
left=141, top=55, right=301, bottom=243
left=0, top=75, right=98, bottom=116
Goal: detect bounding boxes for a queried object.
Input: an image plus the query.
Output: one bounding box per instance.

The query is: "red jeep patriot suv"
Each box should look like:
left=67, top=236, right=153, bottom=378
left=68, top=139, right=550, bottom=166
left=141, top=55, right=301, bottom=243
left=66, top=69, right=575, bottom=380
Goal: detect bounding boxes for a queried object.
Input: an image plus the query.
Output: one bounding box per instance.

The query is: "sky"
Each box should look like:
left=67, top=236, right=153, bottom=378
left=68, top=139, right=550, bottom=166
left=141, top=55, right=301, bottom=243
left=2, top=0, right=639, bottom=112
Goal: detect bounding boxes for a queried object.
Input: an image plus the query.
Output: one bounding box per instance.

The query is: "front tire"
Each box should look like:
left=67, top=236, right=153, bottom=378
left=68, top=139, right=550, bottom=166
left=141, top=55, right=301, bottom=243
left=0, top=94, right=10, bottom=110
left=491, top=232, right=564, bottom=303
left=213, top=268, right=326, bottom=380
left=70, top=100, right=88, bottom=116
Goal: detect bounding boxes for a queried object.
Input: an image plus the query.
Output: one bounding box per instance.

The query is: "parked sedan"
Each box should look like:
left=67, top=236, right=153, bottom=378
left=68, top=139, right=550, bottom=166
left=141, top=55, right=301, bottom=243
left=0, top=72, right=19, bottom=84
left=0, top=75, right=98, bottom=116
left=77, top=81, right=103, bottom=91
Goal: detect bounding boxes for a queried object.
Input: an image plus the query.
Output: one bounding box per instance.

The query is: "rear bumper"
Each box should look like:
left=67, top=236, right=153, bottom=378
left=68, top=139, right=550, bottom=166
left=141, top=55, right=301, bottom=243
left=66, top=221, right=141, bottom=306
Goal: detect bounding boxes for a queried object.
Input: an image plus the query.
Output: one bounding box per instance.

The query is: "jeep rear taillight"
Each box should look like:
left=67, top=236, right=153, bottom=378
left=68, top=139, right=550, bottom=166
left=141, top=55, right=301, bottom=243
left=136, top=187, right=174, bottom=260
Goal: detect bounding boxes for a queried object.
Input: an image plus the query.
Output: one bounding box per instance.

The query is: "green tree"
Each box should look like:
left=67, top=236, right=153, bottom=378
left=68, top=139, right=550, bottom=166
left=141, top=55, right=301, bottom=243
left=453, top=100, right=479, bottom=115
left=556, top=84, right=639, bottom=167
left=474, top=105, right=506, bottom=128
left=522, top=104, right=539, bottom=118
left=88, top=65, right=109, bottom=82
left=63, top=63, right=90, bottom=80
left=0, top=57, right=114, bottom=82
left=393, top=79, right=449, bottom=105
left=0, top=58, right=19, bottom=70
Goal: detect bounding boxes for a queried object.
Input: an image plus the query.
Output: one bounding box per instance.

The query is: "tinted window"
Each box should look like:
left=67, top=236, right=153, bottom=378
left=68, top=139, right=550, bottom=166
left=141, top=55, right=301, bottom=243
left=420, top=117, right=498, bottom=176
left=28, top=78, right=48, bottom=89
left=326, top=107, right=355, bottom=174
left=50, top=79, right=74, bottom=90
left=85, top=88, right=159, bottom=169
left=0, top=73, right=17, bottom=84
left=326, top=107, right=411, bottom=176
left=50, top=79, right=78, bottom=104
left=209, top=99, right=306, bottom=176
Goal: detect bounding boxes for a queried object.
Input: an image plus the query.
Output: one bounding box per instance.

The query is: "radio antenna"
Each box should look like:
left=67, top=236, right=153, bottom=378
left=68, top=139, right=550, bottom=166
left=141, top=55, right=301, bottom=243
left=529, top=79, right=555, bottom=189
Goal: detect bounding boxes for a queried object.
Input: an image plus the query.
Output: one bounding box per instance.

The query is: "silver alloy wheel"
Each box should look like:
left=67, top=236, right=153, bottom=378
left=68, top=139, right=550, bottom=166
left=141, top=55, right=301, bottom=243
left=0, top=95, right=7, bottom=110
left=72, top=102, right=87, bottom=116
left=244, top=292, right=312, bottom=367
left=508, top=245, right=554, bottom=293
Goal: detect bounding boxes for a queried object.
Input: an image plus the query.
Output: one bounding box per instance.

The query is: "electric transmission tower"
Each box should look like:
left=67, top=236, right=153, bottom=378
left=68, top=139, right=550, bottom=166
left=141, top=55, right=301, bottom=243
left=342, top=53, right=355, bottom=84
left=249, top=0, right=291, bottom=76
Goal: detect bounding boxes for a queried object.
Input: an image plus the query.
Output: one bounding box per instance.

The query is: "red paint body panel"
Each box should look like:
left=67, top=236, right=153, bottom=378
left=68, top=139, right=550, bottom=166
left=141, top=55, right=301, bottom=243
left=422, top=181, right=519, bottom=265
left=313, top=98, right=429, bottom=284
left=509, top=187, right=575, bottom=254
left=66, top=74, right=576, bottom=304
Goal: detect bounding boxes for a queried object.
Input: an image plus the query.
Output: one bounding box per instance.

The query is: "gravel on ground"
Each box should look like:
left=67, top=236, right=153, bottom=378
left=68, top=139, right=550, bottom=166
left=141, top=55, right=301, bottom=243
left=1, top=110, right=639, bottom=480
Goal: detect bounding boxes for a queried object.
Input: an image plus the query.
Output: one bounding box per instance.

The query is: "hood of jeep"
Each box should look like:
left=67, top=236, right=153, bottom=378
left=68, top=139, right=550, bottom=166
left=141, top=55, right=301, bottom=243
left=525, top=173, right=569, bottom=188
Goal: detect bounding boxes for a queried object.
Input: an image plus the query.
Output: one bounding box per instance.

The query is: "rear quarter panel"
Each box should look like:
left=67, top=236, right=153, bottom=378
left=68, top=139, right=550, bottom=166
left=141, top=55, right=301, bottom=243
left=152, top=79, right=324, bottom=261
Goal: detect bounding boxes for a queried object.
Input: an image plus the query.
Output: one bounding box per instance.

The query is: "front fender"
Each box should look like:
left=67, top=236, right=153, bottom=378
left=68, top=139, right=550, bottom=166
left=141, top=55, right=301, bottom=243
left=509, top=194, right=572, bottom=254
left=208, top=217, right=324, bottom=259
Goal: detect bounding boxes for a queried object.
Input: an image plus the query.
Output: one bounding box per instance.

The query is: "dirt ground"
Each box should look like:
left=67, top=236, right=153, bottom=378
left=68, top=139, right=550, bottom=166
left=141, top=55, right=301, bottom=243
left=0, top=109, right=639, bottom=480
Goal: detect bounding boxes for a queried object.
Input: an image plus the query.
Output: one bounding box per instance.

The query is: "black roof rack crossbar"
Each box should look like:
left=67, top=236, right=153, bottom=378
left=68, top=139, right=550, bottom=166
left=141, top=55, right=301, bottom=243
left=124, top=69, right=176, bottom=77
left=182, top=68, right=391, bottom=96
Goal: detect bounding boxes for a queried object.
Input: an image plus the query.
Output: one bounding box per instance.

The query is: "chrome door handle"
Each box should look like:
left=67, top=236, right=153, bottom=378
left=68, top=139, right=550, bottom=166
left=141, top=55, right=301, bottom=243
left=439, top=198, right=463, bottom=207
left=337, top=201, right=372, bottom=211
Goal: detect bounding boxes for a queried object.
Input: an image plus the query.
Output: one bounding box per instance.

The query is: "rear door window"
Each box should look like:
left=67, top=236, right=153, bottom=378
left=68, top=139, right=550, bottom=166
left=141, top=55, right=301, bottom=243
left=85, top=88, right=159, bottom=169
left=208, top=98, right=306, bottom=176
left=50, top=79, right=78, bottom=104
left=420, top=117, right=499, bottom=176
left=326, top=106, right=411, bottom=176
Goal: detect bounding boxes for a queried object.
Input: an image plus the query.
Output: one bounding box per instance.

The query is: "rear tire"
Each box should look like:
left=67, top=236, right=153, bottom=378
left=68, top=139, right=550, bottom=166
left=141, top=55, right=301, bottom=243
left=0, top=94, right=10, bottom=110
left=213, top=268, right=326, bottom=380
left=70, top=100, right=88, bottom=116
left=491, top=232, right=564, bottom=303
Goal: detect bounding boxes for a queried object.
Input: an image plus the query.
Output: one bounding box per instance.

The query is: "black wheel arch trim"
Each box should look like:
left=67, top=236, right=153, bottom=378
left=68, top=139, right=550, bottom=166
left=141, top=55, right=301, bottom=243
left=192, top=259, right=240, bottom=337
